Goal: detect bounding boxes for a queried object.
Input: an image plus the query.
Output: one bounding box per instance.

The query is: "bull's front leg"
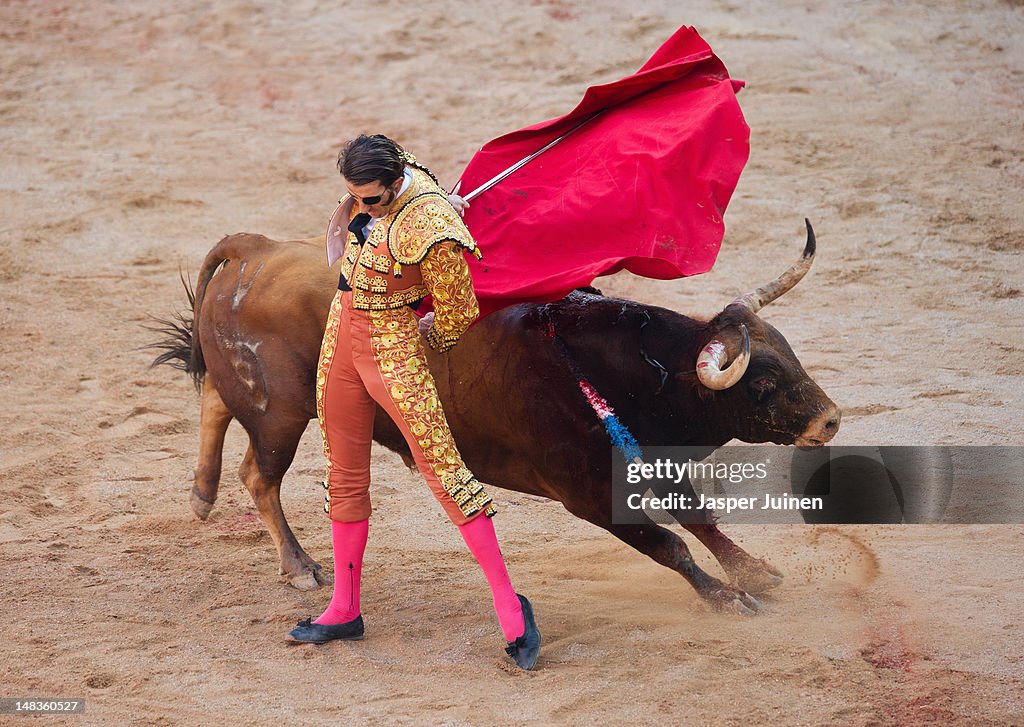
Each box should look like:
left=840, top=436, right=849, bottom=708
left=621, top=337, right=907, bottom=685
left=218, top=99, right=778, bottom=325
left=681, top=524, right=783, bottom=595
left=647, top=474, right=783, bottom=595
left=601, top=522, right=761, bottom=616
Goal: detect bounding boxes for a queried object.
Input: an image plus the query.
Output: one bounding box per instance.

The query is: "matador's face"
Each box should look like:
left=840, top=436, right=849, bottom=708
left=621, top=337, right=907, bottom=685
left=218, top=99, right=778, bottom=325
left=345, top=177, right=403, bottom=219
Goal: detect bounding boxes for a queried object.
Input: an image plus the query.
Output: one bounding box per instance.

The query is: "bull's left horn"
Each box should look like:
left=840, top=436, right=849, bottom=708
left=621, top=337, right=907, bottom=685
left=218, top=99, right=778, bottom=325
left=731, top=219, right=816, bottom=313
left=696, top=325, right=750, bottom=390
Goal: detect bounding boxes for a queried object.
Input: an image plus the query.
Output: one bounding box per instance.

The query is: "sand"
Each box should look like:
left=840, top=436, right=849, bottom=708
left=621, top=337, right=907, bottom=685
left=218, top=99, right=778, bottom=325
left=1, top=0, right=1022, bottom=724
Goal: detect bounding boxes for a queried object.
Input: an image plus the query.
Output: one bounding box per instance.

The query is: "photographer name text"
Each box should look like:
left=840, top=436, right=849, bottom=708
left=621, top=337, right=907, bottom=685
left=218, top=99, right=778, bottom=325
left=626, top=492, right=823, bottom=514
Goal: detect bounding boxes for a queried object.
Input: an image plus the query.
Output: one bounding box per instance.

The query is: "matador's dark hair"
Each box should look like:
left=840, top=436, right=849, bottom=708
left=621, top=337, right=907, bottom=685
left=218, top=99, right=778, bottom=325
left=337, top=134, right=442, bottom=187
left=337, top=134, right=406, bottom=187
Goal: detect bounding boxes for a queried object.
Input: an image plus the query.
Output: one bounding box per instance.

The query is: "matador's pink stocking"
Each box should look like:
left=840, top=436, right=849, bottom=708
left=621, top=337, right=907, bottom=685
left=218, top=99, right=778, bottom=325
left=458, top=514, right=525, bottom=641
left=315, top=518, right=369, bottom=625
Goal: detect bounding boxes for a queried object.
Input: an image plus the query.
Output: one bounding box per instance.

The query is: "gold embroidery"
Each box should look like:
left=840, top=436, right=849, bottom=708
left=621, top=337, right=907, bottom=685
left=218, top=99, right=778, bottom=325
left=421, top=241, right=480, bottom=353
left=441, top=467, right=494, bottom=518
left=373, top=254, right=392, bottom=273
left=366, top=307, right=496, bottom=518
left=389, top=191, right=478, bottom=265
left=339, top=239, right=360, bottom=287
left=352, top=268, right=373, bottom=291
left=350, top=287, right=428, bottom=310
left=332, top=167, right=483, bottom=314
left=357, top=252, right=391, bottom=273
left=367, top=223, right=386, bottom=248
left=315, top=291, right=345, bottom=516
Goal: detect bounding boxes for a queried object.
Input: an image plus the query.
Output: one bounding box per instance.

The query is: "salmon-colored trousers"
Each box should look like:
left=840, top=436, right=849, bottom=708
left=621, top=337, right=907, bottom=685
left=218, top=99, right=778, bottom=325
left=315, top=290, right=495, bottom=525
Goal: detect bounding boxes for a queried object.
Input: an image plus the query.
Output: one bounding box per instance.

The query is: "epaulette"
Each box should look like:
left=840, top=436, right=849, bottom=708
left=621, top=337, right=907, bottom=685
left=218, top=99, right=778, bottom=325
left=388, top=192, right=481, bottom=266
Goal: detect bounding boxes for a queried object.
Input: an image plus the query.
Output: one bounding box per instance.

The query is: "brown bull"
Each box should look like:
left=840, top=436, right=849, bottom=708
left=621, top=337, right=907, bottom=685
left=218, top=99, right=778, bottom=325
left=151, top=221, right=840, bottom=615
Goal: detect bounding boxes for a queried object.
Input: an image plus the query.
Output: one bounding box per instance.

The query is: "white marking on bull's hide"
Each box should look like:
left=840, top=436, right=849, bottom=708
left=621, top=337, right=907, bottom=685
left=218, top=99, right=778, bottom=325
left=232, top=356, right=269, bottom=413
left=214, top=327, right=268, bottom=412
left=232, top=261, right=265, bottom=311
left=214, top=330, right=262, bottom=356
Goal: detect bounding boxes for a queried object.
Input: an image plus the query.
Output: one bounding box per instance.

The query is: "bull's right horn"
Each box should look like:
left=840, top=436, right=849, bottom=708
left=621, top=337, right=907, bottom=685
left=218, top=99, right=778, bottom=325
left=730, top=219, right=816, bottom=314
left=696, top=324, right=750, bottom=390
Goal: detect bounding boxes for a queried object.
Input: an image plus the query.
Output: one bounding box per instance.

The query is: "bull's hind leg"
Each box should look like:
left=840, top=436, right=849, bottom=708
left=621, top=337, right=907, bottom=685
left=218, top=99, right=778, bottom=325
left=602, top=522, right=761, bottom=616
left=191, top=382, right=233, bottom=520
left=239, top=427, right=328, bottom=591
left=681, top=524, right=783, bottom=595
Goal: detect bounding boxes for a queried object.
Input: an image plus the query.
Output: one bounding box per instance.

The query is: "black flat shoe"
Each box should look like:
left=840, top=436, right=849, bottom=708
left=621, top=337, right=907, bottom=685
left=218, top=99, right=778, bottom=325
left=287, top=615, right=365, bottom=643
left=505, top=594, right=541, bottom=670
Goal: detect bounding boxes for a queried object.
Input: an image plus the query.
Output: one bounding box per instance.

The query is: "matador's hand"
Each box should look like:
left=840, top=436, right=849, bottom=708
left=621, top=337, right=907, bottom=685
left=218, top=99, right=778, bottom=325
left=447, top=193, right=470, bottom=217
left=418, top=311, right=435, bottom=338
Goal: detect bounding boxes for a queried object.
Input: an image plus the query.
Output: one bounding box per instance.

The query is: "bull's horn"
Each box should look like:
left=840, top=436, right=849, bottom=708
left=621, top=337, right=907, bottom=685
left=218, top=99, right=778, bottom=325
left=731, top=219, right=816, bottom=313
left=696, top=324, right=750, bottom=390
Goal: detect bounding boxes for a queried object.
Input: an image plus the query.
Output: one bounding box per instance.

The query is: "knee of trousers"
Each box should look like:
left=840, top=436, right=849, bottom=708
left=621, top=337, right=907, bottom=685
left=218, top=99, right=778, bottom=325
left=323, top=477, right=372, bottom=522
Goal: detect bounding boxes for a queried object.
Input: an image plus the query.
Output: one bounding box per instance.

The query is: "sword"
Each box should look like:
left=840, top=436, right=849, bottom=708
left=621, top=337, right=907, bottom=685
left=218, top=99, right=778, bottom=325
left=452, top=112, right=602, bottom=202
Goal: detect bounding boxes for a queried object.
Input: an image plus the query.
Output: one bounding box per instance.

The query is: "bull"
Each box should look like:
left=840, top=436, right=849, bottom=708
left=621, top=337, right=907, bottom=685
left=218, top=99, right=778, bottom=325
left=151, top=220, right=840, bottom=615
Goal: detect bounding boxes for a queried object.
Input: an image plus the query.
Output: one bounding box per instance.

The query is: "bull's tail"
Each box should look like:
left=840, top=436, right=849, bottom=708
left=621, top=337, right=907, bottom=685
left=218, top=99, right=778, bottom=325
left=147, top=271, right=205, bottom=390
left=149, top=233, right=274, bottom=390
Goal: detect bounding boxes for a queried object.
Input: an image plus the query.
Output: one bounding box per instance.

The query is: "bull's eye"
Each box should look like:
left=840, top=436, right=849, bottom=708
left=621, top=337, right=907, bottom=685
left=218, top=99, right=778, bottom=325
left=750, top=375, right=776, bottom=402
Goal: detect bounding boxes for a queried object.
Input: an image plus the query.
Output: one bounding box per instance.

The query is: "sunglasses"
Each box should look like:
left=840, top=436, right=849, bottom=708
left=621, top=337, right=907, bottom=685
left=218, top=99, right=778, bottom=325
left=351, top=182, right=397, bottom=206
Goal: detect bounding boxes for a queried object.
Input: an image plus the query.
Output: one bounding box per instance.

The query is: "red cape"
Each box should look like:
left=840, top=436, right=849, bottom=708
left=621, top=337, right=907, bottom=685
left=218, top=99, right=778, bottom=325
left=451, top=26, right=749, bottom=319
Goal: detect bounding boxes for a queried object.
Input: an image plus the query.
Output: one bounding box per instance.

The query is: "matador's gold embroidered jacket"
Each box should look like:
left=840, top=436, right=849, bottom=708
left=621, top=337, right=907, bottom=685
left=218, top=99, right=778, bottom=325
left=325, top=166, right=482, bottom=353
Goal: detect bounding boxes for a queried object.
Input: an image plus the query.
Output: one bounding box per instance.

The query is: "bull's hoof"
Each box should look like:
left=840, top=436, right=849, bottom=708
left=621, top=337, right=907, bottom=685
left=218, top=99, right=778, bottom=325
left=735, top=571, right=783, bottom=595
left=704, top=586, right=761, bottom=616
left=733, top=564, right=784, bottom=595
left=283, top=564, right=331, bottom=591
left=190, top=488, right=215, bottom=520
left=723, top=554, right=784, bottom=595
left=288, top=571, right=321, bottom=591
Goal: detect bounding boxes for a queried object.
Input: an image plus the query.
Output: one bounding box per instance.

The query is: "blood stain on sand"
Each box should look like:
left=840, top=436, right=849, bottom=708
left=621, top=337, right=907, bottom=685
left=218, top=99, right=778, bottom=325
left=862, top=621, right=917, bottom=672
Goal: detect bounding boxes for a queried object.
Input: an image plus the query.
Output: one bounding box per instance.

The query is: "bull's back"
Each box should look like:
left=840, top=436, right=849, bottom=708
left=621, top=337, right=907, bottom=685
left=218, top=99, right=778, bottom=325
left=197, top=234, right=336, bottom=420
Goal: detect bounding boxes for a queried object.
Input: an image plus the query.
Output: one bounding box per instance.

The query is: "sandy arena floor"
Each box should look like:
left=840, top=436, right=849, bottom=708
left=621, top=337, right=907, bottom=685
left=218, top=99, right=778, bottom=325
left=1, top=1, right=1022, bottom=724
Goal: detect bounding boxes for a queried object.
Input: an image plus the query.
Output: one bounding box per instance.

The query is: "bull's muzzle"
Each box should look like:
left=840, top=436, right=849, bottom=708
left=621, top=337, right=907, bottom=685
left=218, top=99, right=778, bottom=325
left=795, top=404, right=842, bottom=448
